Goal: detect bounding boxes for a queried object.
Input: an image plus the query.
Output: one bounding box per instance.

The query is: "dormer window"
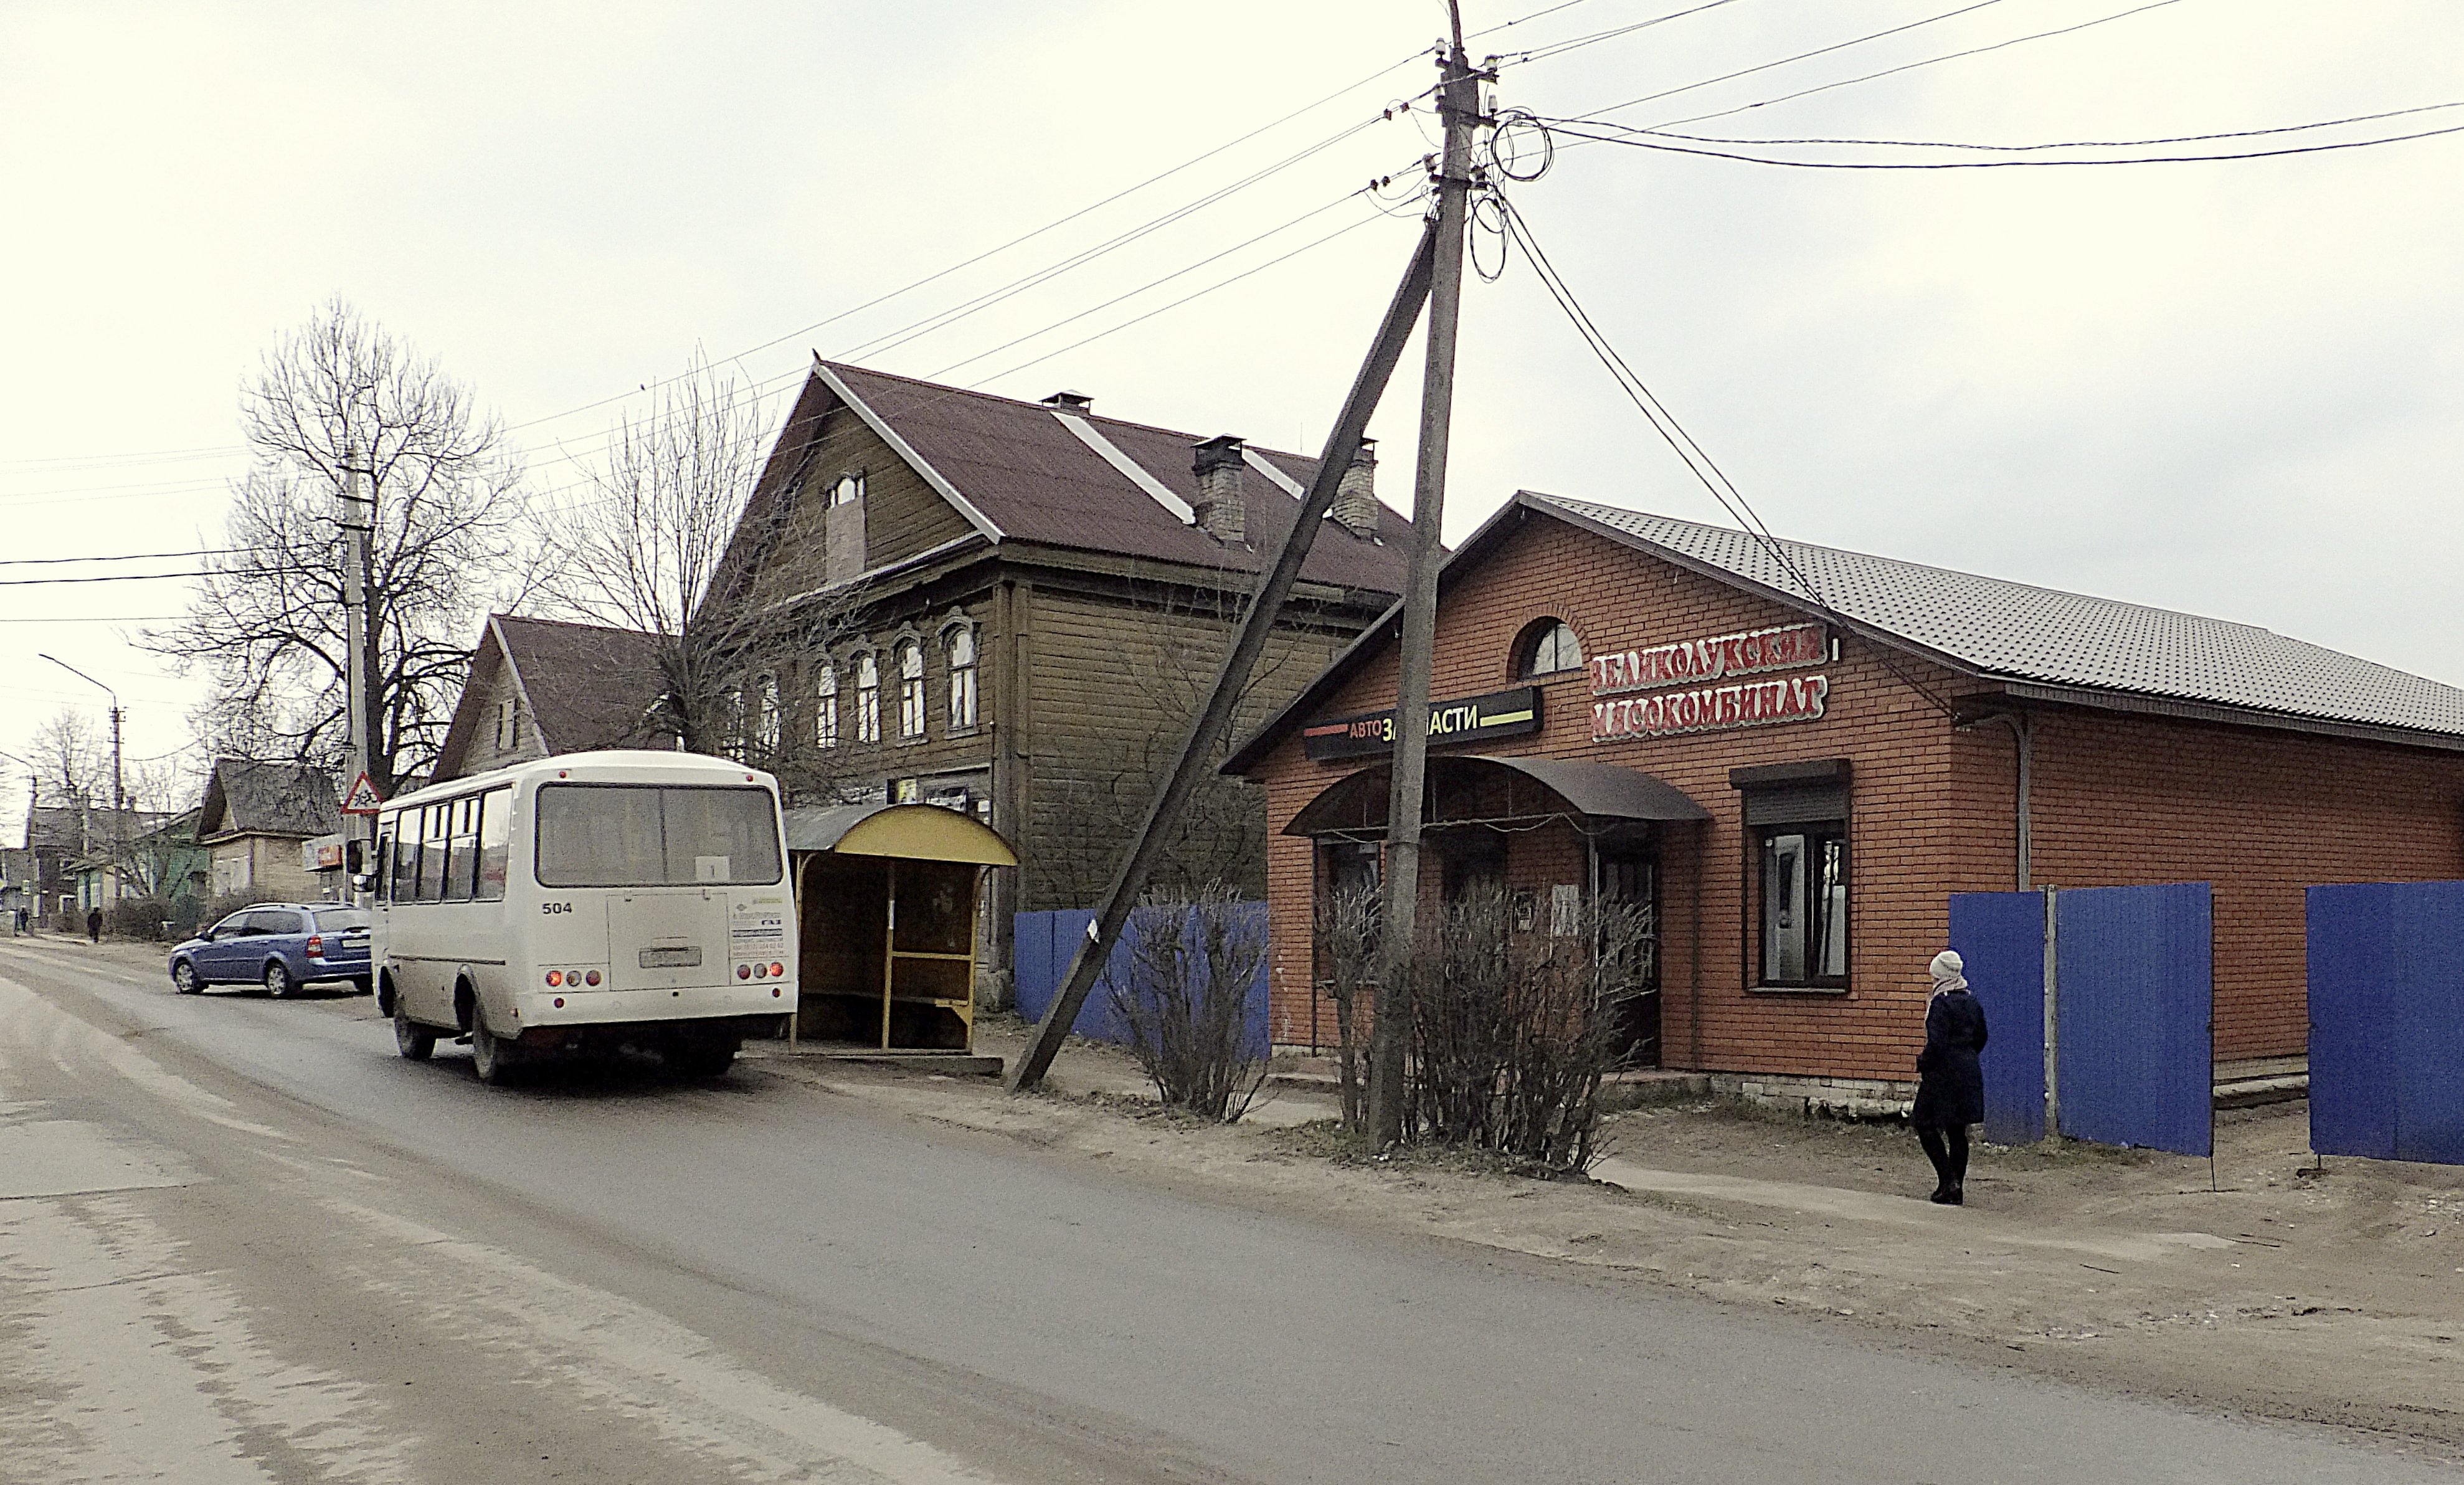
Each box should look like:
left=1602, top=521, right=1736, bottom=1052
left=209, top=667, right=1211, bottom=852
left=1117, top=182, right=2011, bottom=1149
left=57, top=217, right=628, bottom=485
left=1517, top=618, right=1583, bottom=679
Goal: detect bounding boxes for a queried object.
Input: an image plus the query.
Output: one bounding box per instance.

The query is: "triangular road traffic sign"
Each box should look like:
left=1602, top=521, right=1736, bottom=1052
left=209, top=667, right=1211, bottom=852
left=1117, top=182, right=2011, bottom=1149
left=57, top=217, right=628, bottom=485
left=340, top=772, right=386, bottom=814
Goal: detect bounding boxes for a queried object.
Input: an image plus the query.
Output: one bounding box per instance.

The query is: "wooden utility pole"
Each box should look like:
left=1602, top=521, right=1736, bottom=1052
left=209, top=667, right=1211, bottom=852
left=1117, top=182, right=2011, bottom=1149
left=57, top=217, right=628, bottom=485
left=1365, top=11, right=1481, bottom=1146
left=1007, top=221, right=1440, bottom=1093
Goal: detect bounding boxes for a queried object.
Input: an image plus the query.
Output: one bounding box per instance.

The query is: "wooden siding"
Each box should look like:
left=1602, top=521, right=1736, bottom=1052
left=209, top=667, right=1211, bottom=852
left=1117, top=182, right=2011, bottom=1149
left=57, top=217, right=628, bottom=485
left=747, top=407, right=976, bottom=609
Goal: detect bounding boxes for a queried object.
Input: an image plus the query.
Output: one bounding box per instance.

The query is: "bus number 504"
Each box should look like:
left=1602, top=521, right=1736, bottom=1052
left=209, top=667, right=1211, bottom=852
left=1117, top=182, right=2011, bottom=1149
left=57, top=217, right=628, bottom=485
left=543, top=902, right=572, bottom=915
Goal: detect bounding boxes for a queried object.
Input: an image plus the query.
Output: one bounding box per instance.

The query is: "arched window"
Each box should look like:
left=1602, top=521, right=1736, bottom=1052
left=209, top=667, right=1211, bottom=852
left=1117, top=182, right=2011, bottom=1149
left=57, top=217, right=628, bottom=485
left=722, top=683, right=746, bottom=758
left=896, top=638, right=927, bottom=739
left=944, top=626, right=978, bottom=729
left=1518, top=618, right=1583, bottom=678
left=855, top=652, right=881, bottom=744
left=815, top=665, right=839, bottom=749
left=832, top=472, right=865, bottom=506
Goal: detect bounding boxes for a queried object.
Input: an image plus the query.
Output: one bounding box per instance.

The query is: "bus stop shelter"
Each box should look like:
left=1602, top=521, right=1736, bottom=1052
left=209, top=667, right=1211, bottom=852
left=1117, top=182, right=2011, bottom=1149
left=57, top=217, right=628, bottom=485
left=782, top=804, right=1018, bottom=1051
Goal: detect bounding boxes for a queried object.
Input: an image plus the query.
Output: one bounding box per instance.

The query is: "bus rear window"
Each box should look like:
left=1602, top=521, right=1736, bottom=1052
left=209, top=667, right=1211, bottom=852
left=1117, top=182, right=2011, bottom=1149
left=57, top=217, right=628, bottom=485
left=534, top=785, right=784, bottom=888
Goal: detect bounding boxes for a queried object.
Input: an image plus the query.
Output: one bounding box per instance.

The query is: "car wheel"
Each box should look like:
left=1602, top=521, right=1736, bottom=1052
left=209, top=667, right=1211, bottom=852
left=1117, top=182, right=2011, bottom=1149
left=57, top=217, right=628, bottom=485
left=470, top=1013, right=519, bottom=1086
left=394, top=1006, right=435, bottom=1062
left=263, top=961, right=297, bottom=999
left=171, top=960, right=203, bottom=995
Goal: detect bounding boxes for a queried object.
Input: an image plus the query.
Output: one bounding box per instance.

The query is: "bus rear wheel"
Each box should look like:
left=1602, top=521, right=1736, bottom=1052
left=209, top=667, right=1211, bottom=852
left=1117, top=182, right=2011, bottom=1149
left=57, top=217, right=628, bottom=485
left=394, top=1007, right=435, bottom=1061
left=470, top=1014, right=519, bottom=1086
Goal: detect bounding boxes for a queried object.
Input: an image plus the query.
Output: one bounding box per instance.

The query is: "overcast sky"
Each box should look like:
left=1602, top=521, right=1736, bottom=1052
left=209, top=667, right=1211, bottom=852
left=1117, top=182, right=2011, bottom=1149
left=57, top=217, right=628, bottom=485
left=5, top=0, right=2461, bottom=839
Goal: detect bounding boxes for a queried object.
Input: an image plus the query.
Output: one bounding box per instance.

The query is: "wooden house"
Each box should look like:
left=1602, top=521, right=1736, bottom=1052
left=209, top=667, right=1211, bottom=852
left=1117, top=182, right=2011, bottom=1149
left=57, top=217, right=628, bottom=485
left=705, top=360, right=1415, bottom=990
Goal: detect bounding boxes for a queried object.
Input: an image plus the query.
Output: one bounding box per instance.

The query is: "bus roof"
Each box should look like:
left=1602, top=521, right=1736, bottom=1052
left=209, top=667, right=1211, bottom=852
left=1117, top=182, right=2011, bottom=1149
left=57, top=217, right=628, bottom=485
left=384, top=751, right=779, bottom=811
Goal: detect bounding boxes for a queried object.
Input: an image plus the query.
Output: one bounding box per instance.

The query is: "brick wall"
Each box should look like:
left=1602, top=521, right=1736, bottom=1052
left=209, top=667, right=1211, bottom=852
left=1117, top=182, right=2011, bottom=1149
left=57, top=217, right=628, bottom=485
left=1246, top=507, right=2464, bottom=1077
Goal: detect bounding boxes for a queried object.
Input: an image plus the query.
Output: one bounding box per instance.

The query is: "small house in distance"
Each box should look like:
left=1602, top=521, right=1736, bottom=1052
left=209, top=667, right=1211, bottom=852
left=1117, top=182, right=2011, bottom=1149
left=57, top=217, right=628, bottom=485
left=431, top=614, right=673, bottom=782
left=197, top=759, right=344, bottom=903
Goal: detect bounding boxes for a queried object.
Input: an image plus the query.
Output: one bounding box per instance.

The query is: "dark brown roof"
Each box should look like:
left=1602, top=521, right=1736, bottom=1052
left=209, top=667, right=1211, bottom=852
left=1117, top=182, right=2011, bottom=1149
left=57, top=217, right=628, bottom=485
left=198, top=759, right=339, bottom=841
left=494, top=615, right=668, bottom=755
left=770, top=361, right=1415, bottom=598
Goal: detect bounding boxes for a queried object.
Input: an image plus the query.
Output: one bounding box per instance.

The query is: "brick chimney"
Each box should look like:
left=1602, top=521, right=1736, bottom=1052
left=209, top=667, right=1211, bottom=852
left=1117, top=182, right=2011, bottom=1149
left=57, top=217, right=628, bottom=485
left=1330, top=437, right=1378, bottom=537
left=1191, top=435, right=1246, bottom=543
left=1040, top=390, right=1092, bottom=414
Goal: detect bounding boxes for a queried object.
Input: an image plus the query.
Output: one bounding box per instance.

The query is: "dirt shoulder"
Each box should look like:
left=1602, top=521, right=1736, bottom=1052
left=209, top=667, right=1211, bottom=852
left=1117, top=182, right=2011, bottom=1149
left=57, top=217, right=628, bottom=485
left=759, top=1019, right=2464, bottom=1459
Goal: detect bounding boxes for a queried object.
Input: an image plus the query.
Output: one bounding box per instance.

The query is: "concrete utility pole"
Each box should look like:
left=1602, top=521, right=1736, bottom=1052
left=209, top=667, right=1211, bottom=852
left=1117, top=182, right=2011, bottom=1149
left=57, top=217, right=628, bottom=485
left=1365, top=9, right=1483, bottom=1147
left=341, top=441, right=377, bottom=883
left=1007, top=222, right=1441, bottom=1093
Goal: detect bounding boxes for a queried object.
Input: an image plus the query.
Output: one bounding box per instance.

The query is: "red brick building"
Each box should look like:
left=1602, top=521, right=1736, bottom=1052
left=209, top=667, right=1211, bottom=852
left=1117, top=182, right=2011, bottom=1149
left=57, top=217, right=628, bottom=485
left=1226, top=493, right=2464, bottom=1101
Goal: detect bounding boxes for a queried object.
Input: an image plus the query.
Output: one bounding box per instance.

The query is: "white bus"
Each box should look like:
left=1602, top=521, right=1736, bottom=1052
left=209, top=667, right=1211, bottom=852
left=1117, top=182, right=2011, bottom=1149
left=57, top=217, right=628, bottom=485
left=371, top=751, right=797, bottom=1086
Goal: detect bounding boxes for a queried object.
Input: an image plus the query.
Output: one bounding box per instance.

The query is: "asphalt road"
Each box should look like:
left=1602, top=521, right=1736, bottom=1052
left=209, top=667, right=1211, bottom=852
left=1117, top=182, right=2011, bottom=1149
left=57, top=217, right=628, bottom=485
left=1, top=934, right=2453, bottom=1485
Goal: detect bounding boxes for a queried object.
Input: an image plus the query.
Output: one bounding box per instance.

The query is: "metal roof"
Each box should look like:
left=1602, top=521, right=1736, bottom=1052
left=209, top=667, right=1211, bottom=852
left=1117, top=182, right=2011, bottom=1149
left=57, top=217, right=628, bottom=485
left=1536, top=494, right=2464, bottom=742
left=769, top=363, right=1417, bottom=599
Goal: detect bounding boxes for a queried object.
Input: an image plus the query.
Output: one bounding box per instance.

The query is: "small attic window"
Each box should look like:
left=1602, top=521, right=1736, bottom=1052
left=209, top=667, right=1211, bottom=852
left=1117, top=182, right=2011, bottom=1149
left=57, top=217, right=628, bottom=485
left=1517, top=618, right=1583, bottom=680
left=832, top=473, right=865, bottom=506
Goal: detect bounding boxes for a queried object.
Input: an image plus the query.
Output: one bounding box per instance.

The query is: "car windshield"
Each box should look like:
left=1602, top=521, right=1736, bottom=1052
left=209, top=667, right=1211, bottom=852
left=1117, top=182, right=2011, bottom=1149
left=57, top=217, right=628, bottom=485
left=314, top=908, right=371, bottom=931
left=534, top=784, right=784, bottom=888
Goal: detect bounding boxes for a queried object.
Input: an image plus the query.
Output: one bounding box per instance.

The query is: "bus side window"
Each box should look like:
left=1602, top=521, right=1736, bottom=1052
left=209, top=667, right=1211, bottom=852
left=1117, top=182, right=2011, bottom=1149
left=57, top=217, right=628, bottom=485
left=445, top=797, right=478, bottom=903
left=417, top=805, right=449, bottom=903
left=390, top=819, right=417, bottom=903
left=475, top=787, right=511, bottom=902
left=374, top=828, right=394, bottom=902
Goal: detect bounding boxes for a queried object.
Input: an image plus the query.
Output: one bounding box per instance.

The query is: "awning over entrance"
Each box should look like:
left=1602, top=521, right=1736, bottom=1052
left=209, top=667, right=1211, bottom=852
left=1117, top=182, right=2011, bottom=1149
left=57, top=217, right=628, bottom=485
left=1283, top=754, right=1710, bottom=838
left=783, top=803, right=1018, bottom=865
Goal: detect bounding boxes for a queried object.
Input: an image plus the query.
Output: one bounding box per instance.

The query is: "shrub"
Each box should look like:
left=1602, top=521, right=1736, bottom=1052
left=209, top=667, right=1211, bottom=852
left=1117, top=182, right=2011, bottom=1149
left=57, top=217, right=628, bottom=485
left=1402, top=884, right=1652, bottom=1175
left=103, top=896, right=177, bottom=941
left=1314, top=880, right=1380, bottom=1131
left=1102, top=883, right=1271, bottom=1123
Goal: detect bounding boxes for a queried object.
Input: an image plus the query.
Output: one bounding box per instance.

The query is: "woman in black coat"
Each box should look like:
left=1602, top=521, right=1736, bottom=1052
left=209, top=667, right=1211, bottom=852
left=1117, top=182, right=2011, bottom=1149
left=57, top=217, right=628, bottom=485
left=1912, top=949, right=1987, bottom=1205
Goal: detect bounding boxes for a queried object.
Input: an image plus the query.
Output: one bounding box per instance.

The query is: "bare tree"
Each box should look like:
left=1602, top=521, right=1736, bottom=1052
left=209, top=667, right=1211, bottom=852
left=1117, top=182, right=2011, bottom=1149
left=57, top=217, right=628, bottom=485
left=1102, top=883, right=1272, bottom=1122
left=144, top=300, right=532, bottom=794
left=24, top=709, right=107, bottom=807
left=1036, top=575, right=1314, bottom=908
left=534, top=352, right=868, bottom=784
left=1314, top=878, right=1381, bottom=1131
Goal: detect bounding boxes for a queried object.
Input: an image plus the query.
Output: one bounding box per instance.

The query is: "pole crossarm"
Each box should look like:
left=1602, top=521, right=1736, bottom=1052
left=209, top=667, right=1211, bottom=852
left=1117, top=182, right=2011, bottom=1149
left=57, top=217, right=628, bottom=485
left=1005, top=221, right=1440, bottom=1094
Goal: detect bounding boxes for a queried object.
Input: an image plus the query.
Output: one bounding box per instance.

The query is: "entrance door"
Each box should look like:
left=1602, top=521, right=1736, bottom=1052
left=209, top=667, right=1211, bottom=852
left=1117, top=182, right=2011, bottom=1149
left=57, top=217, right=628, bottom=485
left=1597, top=847, right=1661, bottom=1068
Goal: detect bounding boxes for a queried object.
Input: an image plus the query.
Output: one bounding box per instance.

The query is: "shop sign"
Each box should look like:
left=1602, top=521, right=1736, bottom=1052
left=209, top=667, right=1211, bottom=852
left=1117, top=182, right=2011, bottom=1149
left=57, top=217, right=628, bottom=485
left=1590, top=620, right=1827, bottom=696
left=1593, top=673, right=1829, bottom=741
left=1302, top=686, right=1540, bottom=761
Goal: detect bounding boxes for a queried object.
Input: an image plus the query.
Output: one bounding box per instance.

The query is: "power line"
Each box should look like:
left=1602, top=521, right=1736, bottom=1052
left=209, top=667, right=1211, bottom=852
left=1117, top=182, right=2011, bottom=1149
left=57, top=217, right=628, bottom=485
left=1495, top=191, right=1962, bottom=717
left=1489, top=0, right=1750, bottom=66
left=1634, top=98, right=2464, bottom=153
left=1646, top=0, right=2188, bottom=132
left=498, top=50, right=1438, bottom=440
left=0, top=548, right=240, bottom=567
left=0, top=571, right=217, bottom=587
left=0, top=614, right=186, bottom=624
left=1542, top=115, right=2464, bottom=168
left=1568, top=0, right=2014, bottom=121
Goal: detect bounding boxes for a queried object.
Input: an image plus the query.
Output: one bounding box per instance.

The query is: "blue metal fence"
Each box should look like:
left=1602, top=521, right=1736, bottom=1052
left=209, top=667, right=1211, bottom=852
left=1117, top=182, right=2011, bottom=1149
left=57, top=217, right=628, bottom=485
left=1949, top=891, right=2047, bottom=1146
left=2055, top=882, right=2214, bottom=1158
left=1013, top=904, right=1270, bottom=1052
left=2308, top=881, right=2464, bottom=1165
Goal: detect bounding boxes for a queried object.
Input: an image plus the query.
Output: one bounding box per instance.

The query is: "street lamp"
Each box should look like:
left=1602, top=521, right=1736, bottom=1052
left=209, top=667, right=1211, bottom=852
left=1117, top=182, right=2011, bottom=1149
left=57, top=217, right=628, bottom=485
left=36, top=653, right=123, bottom=817
left=39, top=654, right=126, bottom=912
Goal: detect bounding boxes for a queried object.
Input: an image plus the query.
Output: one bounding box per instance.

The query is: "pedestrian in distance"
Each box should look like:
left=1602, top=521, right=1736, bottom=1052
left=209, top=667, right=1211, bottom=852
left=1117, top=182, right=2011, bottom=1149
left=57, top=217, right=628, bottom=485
left=1912, top=948, right=1987, bottom=1205
left=85, top=906, right=103, bottom=944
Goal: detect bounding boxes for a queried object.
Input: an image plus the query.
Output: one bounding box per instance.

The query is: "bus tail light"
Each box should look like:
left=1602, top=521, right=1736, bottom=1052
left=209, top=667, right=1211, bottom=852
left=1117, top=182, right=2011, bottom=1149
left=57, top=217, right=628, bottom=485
left=737, top=964, right=751, bottom=980
left=584, top=970, right=601, bottom=986
left=546, top=970, right=564, bottom=987
left=769, top=962, right=784, bottom=978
